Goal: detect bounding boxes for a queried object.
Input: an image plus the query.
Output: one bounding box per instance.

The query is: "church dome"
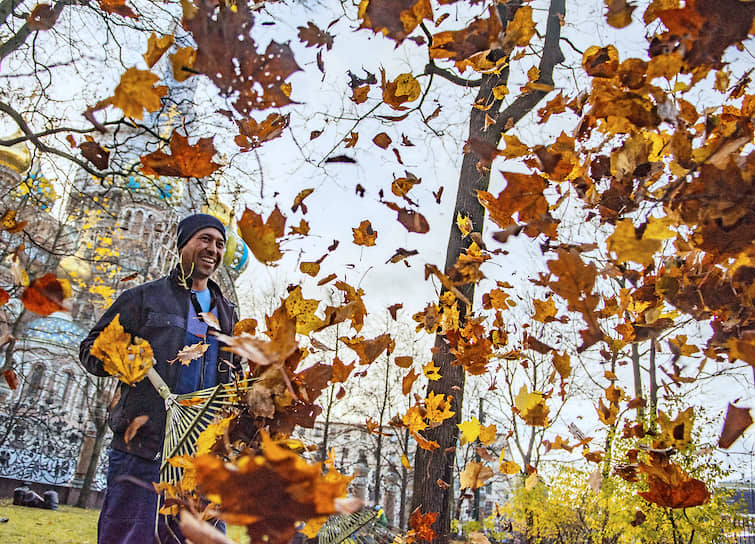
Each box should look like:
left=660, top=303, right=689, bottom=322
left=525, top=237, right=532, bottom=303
left=25, top=312, right=87, bottom=347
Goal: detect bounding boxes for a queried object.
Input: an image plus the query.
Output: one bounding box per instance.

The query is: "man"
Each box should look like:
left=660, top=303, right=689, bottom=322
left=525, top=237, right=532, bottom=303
left=80, top=213, right=238, bottom=543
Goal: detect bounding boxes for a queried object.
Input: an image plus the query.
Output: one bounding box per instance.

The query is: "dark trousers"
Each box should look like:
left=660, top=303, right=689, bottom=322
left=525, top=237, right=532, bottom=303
left=98, top=448, right=186, bottom=544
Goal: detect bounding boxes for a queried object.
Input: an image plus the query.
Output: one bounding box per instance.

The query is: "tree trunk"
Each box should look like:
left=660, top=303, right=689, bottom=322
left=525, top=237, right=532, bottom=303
left=411, top=2, right=565, bottom=541
left=76, top=413, right=108, bottom=508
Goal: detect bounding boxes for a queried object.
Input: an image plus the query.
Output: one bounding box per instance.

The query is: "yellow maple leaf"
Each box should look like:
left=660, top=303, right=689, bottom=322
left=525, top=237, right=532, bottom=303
left=525, top=471, right=539, bottom=490
left=657, top=407, right=694, bottom=450
left=352, top=220, right=377, bottom=246
left=607, top=217, right=675, bottom=266
left=91, top=314, right=154, bottom=385
left=514, top=385, right=549, bottom=426
left=458, top=418, right=481, bottom=444
left=459, top=460, right=494, bottom=490
left=425, top=391, right=455, bottom=423
left=284, top=286, right=326, bottom=335
left=456, top=213, right=473, bottom=237
left=422, top=360, right=442, bottom=380
left=401, top=454, right=412, bottom=470
left=532, top=297, right=558, bottom=323
left=238, top=206, right=286, bottom=264
left=402, top=406, right=428, bottom=433
left=479, top=423, right=497, bottom=445
left=103, top=67, right=168, bottom=120
left=195, top=415, right=235, bottom=456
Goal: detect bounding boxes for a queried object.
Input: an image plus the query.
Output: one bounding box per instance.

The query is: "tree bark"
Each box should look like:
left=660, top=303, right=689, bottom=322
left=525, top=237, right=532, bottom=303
left=410, top=1, right=565, bottom=541
left=76, top=406, right=108, bottom=508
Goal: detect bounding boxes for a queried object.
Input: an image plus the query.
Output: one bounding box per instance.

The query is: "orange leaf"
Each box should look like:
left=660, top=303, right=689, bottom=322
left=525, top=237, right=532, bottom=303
left=124, top=415, right=149, bottom=446
left=238, top=206, right=287, bottom=264
left=408, top=508, right=437, bottom=543
left=340, top=333, right=393, bottom=365
left=331, top=357, right=355, bottom=383
left=373, top=132, right=392, bottom=149
left=140, top=131, right=220, bottom=178
left=21, top=273, right=70, bottom=315
left=3, top=369, right=18, bottom=390
left=0, top=287, right=8, bottom=306
left=143, top=32, right=175, bottom=68
left=98, top=0, right=138, bottom=18
left=352, top=220, right=377, bottom=246
left=99, top=67, right=166, bottom=119
left=402, top=368, right=419, bottom=395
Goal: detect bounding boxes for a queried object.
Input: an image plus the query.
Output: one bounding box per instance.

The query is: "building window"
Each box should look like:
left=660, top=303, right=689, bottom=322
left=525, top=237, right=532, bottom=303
left=27, top=364, right=45, bottom=399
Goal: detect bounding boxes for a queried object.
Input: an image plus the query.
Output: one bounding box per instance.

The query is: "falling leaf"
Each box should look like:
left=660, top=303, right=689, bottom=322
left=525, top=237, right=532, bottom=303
left=479, top=423, right=497, bottom=445
left=291, top=188, right=314, bottom=214
left=1, top=210, right=27, bottom=234
left=140, top=130, right=220, bottom=178
left=373, top=132, right=392, bottom=149
left=395, top=356, right=413, bottom=368
left=198, top=312, right=221, bottom=331
left=3, top=369, right=18, bottom=390
left=458, top=418, right=481, bottom=444
left=22, top=273, right=71, bottom=315
left=0, top=288, right=8, bottom=306
left=456, top=213, right=473, bottom=237
left=606, top=217, right=675, bottom=266
left=425, top=391, right=454, bottom=423
left=382, top=71, right=421, bottom=110
left=238, top=206, right=286, bottom=264
left=385, top=202, right=430, bottom=233
left=99, top=0, right=138, bottom=18
left=344, top=132, right=359, bottom=147
left=79, top=141, right=109, bottom=170
left=91, top=315, right=154, bottom=385
left=423, top=360, right=441, bottom=380
left=297, top=21, right=334, bottom=50
left=185, top=0, right=301, bottom=115
left=351, top=85, right=369, bottom=104
left=195, top=415, right=234, bottom=456
left=460, top=461, right=494, bottom=489
left=28, top=3, right=58, bottom=30
left=514, top=385, right=549, bottom=426
left=235, top=113, right=289, bottom=151
left=359, top=0, right=433, bottom=43
left=407, top=508, right=437, bottom=543
left=718, top=404, right=753, bottom=449
left=352, top=220, right=377, bottom=246
left=170, top=46, right=197, bottom=82
left=401, top=454, right=412, bottom=469
left=193, top=432, right=352, bottom=544
left=143, top=32, right=175, bottom=68
left=403, top=368, right=419, bottom=395
left=387, top=248, right=419, bottom=264
left=341, top=334, right=393, bottom=365
left=331, top=357, right=355, bottom=383
left=124, top=415, right=149, bottom=446
left=96, top=67, right=167, bottom=120
left=168, top=342, right=209, bottom=366
left=605, top=0, right=636, bottom=28
left=638, top=452, right=710, bottom=508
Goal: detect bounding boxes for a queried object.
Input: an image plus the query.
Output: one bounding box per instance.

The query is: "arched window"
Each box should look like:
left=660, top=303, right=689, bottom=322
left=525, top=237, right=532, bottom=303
left=27, top=364, right=45, bottom=399
left=58, top=370, right=74, bottom=408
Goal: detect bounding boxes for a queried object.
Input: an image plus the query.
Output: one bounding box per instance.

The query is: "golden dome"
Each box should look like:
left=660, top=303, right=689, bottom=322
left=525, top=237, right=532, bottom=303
left=0, top=129, right=31, bottom=174
left=57, top=255, right=92, bottom=281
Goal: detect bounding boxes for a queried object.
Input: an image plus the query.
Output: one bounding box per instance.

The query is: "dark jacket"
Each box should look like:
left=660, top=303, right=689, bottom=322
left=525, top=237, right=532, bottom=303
left=79, top=267, right=238, bottom=460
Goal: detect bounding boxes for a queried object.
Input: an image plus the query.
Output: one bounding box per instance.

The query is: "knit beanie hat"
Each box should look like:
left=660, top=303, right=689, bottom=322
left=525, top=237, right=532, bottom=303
left=176, top=213, right=226, bottom=251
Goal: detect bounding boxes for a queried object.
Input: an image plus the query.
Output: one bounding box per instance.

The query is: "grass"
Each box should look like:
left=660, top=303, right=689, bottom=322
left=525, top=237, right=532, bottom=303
left=0, top=499, right=249, bottom=543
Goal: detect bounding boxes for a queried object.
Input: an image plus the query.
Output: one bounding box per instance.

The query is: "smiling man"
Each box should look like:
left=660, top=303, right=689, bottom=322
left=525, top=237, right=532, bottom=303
left=80, top=213, right=238, bottom=544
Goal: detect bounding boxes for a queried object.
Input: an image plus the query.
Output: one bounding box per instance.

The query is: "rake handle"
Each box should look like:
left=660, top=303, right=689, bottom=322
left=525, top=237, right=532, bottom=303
left=146, top=367, right=172, bottom=400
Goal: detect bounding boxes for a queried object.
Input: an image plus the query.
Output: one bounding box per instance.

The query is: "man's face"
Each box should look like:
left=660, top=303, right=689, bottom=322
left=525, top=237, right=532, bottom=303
left=180, top=227, right=225, bottom=280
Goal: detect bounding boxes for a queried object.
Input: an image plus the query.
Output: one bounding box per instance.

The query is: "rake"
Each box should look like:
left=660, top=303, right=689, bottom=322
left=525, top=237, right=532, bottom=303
left=146, top=367, right=255, bottom=484
left=317, top=507, right=404, bottom=544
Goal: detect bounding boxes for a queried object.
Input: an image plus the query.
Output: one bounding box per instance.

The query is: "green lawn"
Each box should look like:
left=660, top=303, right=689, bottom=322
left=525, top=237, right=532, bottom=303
left=0, top=499, right=248, bottom=543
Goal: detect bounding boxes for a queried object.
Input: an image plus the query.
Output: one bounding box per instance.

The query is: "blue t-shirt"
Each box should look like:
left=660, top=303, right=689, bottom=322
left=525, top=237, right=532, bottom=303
left=175, top=288, right=220, bottom=394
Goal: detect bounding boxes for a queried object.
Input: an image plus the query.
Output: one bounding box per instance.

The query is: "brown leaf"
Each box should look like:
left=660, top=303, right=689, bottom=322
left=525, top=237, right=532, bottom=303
left=124, top=415, right=149, bottom=446
left=718, top=404, right=753, bottom=449
left=169, top=342, right=210, bottom=366
left=359, top=0, right=433, bottom=43
left=235, top=113, right=289, bottom=151
left=28, top=3, right=58, bottom=30
left=238, top=206, right=287, bottom=264
left=170, top=46, right=197, bottom=82
left=402, top=368, right=419, bottom=395
left=291, top=188, right=314, bottom=214
left=387, top=248, right=419, bottom=264
left=140, top=131, right=220, bottom=178
left=297, top=21, right=334, bottom=50
left=185, top=0, right=301, bottom=115
left=351, top=85, right=369, bottom=104
left=198, top=312, right=221, bottom=331
left=388, top=303, right=403, bottom=320
left=373, top=132, right=392, bottom=149
left=385, top=202, right=429, bottom=234
left=79, top=141, right=110, bottom=170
